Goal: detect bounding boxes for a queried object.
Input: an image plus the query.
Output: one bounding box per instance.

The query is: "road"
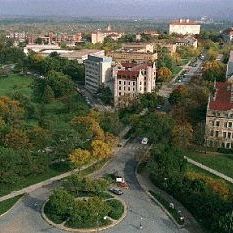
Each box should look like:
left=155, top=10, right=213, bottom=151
left=158, top=58, right=203, bottom=98
left=0, top=142, right=189, bottom=233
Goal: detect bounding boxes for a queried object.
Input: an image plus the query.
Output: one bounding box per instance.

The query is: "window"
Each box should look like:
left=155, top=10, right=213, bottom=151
left=119, top=87, right=121, bottom=90
left=119, top=92, right=122, bottom=96
left=119, top=81, right=121, bottom=85
left=223, top=132, right=227, bottom=138
left=210, top=130, right=214, bottom=137
left=229, top=122, right=232, bottom=128
left=224, top=122, right=228, bottom=128
left=128, top=87, right=130, bottom=91
left=228, top=132, right=232, bottom=139
left=215, top=121, right=220, bottom=127
left=215, top=131, right=219, bottom=138
left=226, top=143, right=231, bottom=149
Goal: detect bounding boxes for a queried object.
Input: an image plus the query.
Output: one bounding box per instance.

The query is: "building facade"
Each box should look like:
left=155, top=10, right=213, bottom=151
left=226, top=51, right=233, bottom=79
left=175, top=36, right=198, bottom=48
left=205, top=81, right=233, bottom=149
left=113, top=63, right=156, bottom=106
left=222, top=27, right=233, bottom=43
left=121, top=43, right=154, bottom=53
left=85, top=55, right=112, bottom=93
left=169, top=19, right=201, bottom=35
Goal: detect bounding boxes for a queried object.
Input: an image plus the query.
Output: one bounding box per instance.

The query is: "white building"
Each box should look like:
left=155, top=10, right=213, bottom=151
left=113, top=62, right=156, bottom=107
left=85, top=55, right=112, bottom=93
left=169, top=19, right=201, bottom=35
left=23, top=44, right=61, bottom=55
left=175, top=36, right=198, bottom=48
left=38, top=49, right=104, bottom=63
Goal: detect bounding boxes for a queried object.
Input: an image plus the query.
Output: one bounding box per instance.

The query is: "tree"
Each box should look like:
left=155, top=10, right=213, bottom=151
left=4, top=128, right=30, bottom=149
left=28, top=126, right=52, bottom=149
left=219, top=211, right=233, bottom=233
left=202, top=61, right=226, bottom=82
left=91, top=140, right=112, bottom=159
left=172, top=121, right=193, bottom=148
left=69, top=148, right=91, bottom=170
left=47, top=189, right=75, bottom=222
left=0, top=96, right=24, bottom=125
left=157, top=67, right=173, bottom=82
left=42, top=85, right=55, bottom=103
left=169, top=86, right=188, bottom=105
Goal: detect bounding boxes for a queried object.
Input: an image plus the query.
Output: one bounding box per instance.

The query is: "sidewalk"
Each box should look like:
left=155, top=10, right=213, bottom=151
left=137, top=171, right=204, bottom=233
left=185, top=156, right=233, bottom=184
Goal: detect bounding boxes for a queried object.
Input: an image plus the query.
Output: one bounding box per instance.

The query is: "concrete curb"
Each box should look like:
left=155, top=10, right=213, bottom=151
left=135, top=163, right=184, bottom=229
left=41, top=197, right=127, bottom=233
left=0, top=195, right=24, bottom=218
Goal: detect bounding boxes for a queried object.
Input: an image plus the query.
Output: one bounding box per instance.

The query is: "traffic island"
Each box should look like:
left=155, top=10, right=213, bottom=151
left=41, top=175, right=127, bottom=232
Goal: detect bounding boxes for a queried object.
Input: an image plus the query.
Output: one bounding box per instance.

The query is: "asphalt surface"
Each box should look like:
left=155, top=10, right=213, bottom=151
left=0, top=142, right=189, bottom=233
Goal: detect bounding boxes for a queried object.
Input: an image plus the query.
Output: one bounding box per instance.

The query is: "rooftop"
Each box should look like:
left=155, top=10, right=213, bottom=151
left=170, top=19, right=200, bottom=26
left=209, top=82, right=233, bottom=111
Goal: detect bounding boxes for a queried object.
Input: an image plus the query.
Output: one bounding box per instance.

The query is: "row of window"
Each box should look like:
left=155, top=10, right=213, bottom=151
left=210, top=130, right=233, bottom=139
left=209, top=120, right=233, bottom=128
left=210, top=112, right=233, bottom=118
left=208, top=140, right=233, bottom=149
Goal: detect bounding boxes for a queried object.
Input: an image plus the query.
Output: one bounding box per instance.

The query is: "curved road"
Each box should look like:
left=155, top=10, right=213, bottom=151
left=0, top=143, right=189, bottom=233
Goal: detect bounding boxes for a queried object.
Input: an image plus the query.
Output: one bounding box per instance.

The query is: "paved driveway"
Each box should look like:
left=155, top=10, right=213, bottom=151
left=0, top=143, right=189, bottom=233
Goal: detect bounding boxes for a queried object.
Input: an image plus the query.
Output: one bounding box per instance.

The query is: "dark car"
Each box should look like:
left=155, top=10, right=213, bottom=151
left=109, top=188, right=123, bottom=195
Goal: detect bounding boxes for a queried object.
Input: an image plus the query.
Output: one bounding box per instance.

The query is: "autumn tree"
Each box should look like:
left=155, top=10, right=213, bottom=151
left=0, top=96, right=24, bottom=125
left=91, top=140, right=112, bottom=159
left=172, top=121, right=193, bottom=148
left=157, top=67, right=173, bottom=82
left=69, top=148, right=91, bottom=170
left=4, top=128, right=30, bottom=149
left=202, top=60, right=226, bottom=82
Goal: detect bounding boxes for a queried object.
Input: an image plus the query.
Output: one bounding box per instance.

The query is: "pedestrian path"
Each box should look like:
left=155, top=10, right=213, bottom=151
left=136, top=172, right=204, bottom=233
left=185, top=156, right=233, bottom=184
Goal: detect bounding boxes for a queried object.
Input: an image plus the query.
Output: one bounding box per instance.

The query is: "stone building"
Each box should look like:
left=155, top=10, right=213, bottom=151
left=205, top=81, right=233, bottom=149
left=113, top=62, right=156, bottom=107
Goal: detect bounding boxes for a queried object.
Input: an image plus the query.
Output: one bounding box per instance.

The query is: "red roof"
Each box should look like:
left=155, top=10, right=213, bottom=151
left=117, top=70, right=139, bottom=79
left=121, top=62, right=150, bottom=71
left=209, top=82, right=233, bottom=111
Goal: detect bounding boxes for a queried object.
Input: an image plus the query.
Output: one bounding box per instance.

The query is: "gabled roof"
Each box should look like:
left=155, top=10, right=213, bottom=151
left=209, top=82, right=233, bottom=111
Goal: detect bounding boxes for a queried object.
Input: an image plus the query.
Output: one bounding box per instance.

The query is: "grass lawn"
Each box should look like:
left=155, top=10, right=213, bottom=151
left=0, top=195, right=22, bottom=216
left=0, top=162, right=71, bottom=197
left=172, top=66, right=182, bottom=77
left=187, top=151, right=233, bottom=179
left=0, top=74, right=33, bottom=97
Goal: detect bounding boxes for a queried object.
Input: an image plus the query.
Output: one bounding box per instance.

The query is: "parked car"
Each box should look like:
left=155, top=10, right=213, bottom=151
left=109, top=188, right=123, bottom=195
left=141, top=137, right=148, bottom=145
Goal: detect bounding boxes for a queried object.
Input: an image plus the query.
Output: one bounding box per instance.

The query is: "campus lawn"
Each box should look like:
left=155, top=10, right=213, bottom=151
left=0, top=196, right=22, bottom=216
left=0, top=74, right=33, bottom=97
left=187, top=151, right=233, bottom=179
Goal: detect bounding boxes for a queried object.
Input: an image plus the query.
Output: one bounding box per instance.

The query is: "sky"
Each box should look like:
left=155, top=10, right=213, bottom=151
left=0, top=0, right=232, bottom=19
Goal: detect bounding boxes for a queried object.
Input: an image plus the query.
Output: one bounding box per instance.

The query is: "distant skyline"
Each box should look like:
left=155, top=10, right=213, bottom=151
left=0, top=0, right=233, bottom=19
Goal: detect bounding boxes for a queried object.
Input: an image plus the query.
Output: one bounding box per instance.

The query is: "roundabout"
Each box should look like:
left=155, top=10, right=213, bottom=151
left=41, top=175, right=127, bottom=232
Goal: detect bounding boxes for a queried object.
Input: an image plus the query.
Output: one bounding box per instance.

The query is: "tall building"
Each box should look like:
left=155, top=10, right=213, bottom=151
left=113, top=62, right=156, bottom=107
left=226, top=51, right=233, bottom=79
left=205, top=81, right=233, bottom=149
left=84, top=55, right=112, bottom=93
left=169, top=19, right=201, bottom=35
